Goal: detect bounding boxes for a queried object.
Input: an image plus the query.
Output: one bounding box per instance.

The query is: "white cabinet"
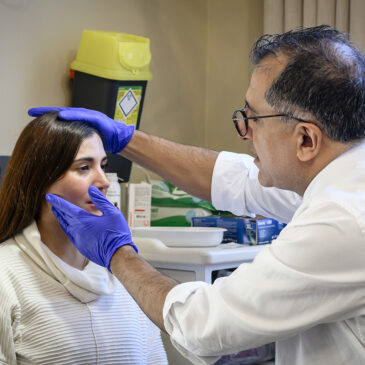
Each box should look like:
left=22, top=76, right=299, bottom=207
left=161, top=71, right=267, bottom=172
left=135, top=237, right=267, bottom=364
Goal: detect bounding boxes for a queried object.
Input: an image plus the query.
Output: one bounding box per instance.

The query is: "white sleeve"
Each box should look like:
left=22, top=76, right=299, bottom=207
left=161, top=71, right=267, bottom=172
left=163, top=201, right=365, bottom=363
left=211, top=151, right=302, bottom=223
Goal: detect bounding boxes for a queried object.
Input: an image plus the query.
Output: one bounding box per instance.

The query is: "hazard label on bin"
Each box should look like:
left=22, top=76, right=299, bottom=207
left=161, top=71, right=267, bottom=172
left=119, top=89, right=138, bottom=116
left=114, top=86, right=142, bottom=126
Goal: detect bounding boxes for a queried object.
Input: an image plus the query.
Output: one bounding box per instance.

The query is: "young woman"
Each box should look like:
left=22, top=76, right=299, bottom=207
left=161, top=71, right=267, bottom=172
left=0, top=112, right=168, bottom=364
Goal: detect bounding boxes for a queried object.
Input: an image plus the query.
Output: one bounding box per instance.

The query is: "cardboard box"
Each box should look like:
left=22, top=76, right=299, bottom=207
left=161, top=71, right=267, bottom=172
left=192, top=215, right=286, bottom=245
left=192, top=216, right=245, bottom=243
left=127, top=183, right=152, bottom=227
left=243, top=217, right=284, bottom=245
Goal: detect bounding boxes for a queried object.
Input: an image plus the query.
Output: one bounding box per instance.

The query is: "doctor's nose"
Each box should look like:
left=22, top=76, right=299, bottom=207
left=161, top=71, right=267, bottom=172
left=244, top=120, right=254, bottom=140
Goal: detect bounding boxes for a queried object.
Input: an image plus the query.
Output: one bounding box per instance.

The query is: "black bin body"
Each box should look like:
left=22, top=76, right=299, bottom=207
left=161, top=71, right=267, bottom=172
left=72, top=70, right=147, bottom=182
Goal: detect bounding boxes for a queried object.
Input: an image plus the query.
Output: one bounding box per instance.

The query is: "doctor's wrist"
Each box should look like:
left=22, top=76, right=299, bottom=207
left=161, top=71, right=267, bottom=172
left=109, top=244, right=138, bottom=273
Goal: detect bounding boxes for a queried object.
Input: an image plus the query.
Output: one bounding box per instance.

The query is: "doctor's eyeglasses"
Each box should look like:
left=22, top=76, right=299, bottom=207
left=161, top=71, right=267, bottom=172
left=232, top=102, right=312, bottom=139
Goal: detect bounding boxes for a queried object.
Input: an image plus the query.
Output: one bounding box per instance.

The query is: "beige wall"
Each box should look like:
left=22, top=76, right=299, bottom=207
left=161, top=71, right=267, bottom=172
left=0, top=0, right=263, bottom=182
left=205, top=0, right=263, bottom=154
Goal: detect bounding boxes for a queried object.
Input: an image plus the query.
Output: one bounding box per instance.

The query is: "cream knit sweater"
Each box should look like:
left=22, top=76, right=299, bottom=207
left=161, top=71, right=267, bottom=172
left=0, top=221, right=168, bottom=365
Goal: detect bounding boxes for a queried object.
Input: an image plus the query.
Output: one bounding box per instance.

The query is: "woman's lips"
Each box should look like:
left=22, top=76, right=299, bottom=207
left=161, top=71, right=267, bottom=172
left=85, top=202, right=103, bottom=216
left=86, top=201, right=98, bottom=209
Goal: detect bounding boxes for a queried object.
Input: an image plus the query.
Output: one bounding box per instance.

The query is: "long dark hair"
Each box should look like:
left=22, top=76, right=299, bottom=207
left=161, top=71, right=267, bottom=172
left=0, top=112, right=98, bottom=242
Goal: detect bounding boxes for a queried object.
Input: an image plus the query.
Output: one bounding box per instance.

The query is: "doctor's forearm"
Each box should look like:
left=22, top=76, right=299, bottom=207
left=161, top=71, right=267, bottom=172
left=110, top=245, right=178, bottom=332
left=121, top=130, right=218, bottom=202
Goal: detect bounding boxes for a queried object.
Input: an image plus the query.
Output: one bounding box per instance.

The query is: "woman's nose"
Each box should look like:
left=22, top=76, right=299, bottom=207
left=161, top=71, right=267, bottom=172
left=94, top=170, right=110, bottom=192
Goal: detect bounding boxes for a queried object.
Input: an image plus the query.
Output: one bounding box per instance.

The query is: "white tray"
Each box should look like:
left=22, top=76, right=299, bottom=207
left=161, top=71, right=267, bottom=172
left=131, top=227, right=226, bottom=247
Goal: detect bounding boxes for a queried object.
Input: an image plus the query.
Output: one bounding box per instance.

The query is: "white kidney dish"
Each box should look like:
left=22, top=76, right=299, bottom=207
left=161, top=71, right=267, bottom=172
left=131, top=226, right=226, bottom=247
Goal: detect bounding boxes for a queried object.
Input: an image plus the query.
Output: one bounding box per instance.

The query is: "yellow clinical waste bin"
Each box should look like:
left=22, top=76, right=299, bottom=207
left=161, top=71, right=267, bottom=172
left=70, top=29, right=153, bottom=181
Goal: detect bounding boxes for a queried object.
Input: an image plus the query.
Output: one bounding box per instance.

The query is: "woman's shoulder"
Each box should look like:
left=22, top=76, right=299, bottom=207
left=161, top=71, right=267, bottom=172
left=0, top=238, right=24, bottom=299
left=0, top=237, right=21, bottom=259
left=0, top=237, right=29, bottom=276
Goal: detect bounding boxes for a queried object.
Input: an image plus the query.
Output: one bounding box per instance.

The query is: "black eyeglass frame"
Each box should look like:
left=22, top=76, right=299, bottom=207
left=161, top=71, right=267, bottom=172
left=232, top=103, right=314, bottom=139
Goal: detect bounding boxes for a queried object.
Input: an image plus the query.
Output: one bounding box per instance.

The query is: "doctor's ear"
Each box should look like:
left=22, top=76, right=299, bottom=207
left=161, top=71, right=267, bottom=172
left=295, top=122, right=323, bottom=162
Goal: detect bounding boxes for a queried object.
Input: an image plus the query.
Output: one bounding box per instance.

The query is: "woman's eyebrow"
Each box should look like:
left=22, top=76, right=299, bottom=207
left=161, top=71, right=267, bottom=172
left=73, top=156, right=108, bottom=163
left=73, top=157, right=93, bottom=163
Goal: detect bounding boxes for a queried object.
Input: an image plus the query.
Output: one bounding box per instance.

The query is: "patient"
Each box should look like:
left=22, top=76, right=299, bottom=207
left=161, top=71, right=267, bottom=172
left=0, top=112, right=168, bottom=364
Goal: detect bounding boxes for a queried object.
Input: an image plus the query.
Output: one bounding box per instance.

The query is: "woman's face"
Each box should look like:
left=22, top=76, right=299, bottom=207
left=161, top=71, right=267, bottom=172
left=45, top=133, right=110, bottom=216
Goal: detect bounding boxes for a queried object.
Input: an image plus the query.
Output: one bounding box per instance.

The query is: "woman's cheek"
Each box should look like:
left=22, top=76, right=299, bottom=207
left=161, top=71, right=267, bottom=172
left=58, top=180, right=88, bottom=205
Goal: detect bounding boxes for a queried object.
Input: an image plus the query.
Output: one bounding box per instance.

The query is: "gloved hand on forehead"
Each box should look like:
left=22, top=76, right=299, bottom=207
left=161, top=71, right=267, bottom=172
left=46, top=185, right=138, bottom=271
left=28, top=107, right=134, bottom=154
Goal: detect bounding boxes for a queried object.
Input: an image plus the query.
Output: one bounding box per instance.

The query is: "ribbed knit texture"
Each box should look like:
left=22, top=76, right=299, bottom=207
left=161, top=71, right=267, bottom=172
left=0, top=224, right=168, bottom=365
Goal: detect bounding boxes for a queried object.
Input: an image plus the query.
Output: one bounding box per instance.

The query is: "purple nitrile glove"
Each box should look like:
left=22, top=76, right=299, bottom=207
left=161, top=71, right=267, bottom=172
left=28, top=107, right=135, bottom=154
left=45, top=185, right=138, bottom=271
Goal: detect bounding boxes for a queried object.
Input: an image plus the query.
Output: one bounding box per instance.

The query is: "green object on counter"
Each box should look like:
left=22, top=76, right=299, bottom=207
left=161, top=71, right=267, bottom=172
left=151, top=180, right=216, bottom=210
left=151, top=206, right=212, bottom=227
left=150, top=180, right=215, bottom=226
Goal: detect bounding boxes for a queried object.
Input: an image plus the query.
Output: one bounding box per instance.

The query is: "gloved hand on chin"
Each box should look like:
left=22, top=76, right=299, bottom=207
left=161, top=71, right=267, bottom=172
left=46, top=185, right=138, bottom=272
left=28, top=107, right=134, bottom=154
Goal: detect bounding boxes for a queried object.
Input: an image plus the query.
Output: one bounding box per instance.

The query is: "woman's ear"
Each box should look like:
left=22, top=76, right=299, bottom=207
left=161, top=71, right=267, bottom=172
left=295, top=123, right=322, bottom=162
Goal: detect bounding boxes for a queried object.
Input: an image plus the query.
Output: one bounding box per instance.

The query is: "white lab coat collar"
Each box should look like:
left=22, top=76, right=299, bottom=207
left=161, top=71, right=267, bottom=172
left=303, top=140, right=365, bottom=202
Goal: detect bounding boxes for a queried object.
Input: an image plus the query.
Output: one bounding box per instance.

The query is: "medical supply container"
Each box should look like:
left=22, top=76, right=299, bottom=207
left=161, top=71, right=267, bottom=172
left=106, top=173, right=121, bottom=209
left=70, top=30, right=152, bottom=181
left=192, top=215, right=286, bottom=245
left=127, top=182, right=152, bottom=227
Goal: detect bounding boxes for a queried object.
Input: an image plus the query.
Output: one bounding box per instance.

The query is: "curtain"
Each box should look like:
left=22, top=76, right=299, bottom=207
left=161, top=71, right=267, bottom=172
left=263, top=0, right=365, bottom=51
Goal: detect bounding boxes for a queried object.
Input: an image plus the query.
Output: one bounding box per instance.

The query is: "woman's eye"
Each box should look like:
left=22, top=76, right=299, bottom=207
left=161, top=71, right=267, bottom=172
left=78, top=165, right=89, bottom=172
left=101, top=163, right=108, bottom=171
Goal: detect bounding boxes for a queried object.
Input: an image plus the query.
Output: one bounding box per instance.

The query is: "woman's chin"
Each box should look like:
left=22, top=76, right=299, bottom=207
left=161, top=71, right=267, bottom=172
left=85, top=204, right=102, bottom=216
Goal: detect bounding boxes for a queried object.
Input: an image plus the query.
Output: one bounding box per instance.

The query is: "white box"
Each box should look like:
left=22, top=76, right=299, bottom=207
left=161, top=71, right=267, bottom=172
left=127, top=183, right=152, bottom=227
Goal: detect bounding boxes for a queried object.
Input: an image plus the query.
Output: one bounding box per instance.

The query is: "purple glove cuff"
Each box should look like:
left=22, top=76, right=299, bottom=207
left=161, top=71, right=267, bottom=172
left=113, top=124, right=135, bottom=154
left=106, top=241, right=138, bottom=272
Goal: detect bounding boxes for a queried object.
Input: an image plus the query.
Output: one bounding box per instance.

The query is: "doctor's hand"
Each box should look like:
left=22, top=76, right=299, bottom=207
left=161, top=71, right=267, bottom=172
left=45, top=185, right=138, bottom=271
left=28, top=107, right=134, bottom=154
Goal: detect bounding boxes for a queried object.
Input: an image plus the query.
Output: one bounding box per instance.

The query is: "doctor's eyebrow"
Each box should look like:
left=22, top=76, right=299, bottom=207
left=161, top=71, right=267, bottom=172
left=245, top=100, right=258, bottom=114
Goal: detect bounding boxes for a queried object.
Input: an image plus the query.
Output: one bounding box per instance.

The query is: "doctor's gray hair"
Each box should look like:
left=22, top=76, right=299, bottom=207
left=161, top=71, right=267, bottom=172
left=250, top=25, right=365, bottom=142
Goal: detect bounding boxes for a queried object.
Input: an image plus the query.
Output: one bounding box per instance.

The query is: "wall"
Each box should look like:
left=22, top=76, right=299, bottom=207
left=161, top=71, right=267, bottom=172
left=0, top=0, right=263, bottom=183
left=0, top=4, right=262, bottom=363
left=205, top=0, right=263, bottom=154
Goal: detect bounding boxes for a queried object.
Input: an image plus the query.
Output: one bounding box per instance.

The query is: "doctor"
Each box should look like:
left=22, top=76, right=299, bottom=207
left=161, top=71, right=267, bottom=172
left=30, top=25, right=365, bottom=365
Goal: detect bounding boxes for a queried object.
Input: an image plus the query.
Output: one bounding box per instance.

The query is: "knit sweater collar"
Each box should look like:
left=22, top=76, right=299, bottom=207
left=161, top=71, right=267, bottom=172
left=15, top=220, right=117, bottom=303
